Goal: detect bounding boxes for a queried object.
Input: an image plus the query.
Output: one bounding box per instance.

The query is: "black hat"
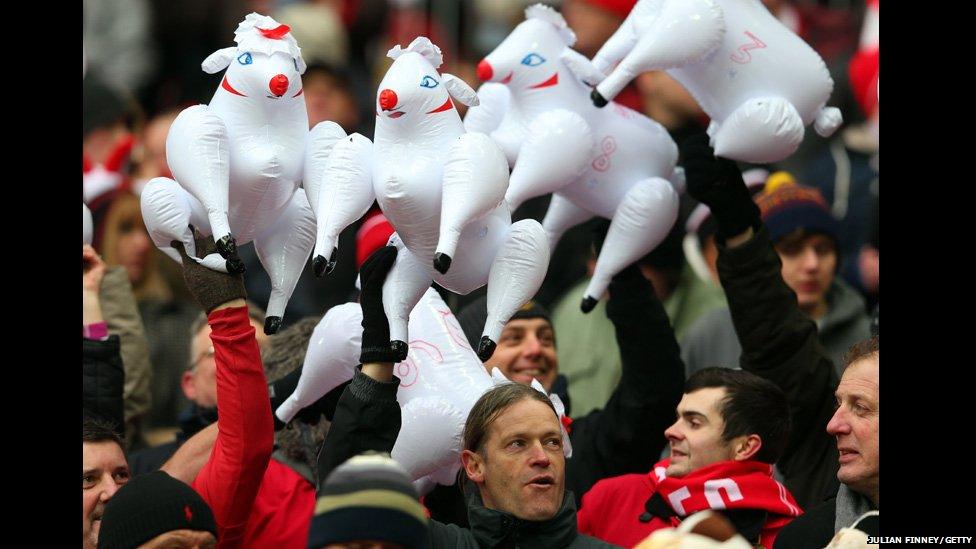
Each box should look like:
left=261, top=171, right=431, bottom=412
left=98, top=471, right=217, bottom=549
left=308, top=453, right=429, bottom=549
left=456, top=295, right=553, bottom=351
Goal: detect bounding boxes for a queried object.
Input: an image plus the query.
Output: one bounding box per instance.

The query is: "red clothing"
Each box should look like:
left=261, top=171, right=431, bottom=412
left=192, top=306, right=274, bottom=548
left=243, top=459, right=316, bottom=548
left=578, top=459, right=801, bottom=548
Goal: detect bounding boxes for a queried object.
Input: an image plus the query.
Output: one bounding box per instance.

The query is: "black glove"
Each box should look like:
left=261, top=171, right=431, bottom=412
left=358, top=246, right=405, bottom=363
left=269, top=368, right=350, bottom=430
left=680, top=134, right=760, bottom=242
left=172, top=237, right=247, bottom=314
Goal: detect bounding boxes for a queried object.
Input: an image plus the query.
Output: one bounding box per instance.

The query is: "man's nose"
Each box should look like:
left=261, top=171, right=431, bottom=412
left=664, top=421, right=682, bottom=441
left=100, top=479, right=120, bottom=501
left=528, top=442, right=551, bottom=467
left=826, top=407, right=851, bottom=436
left=801, top=246, right=821, bottom=270
left=521, top=334, right=542, bottom=357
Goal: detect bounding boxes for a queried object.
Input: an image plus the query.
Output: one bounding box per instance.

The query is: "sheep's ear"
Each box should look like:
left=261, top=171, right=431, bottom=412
left=202, top=47, right=237, bottom=74
left=442, top=73, right=479, bottom=107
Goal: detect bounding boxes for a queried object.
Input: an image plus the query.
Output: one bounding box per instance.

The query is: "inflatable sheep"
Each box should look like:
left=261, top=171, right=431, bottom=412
left=140, top=13, right=315, bottom=334
left=306, top=37, right=550, bottom=361
left=566, top=0, right=842, bottom=163
left=275, top=287, right=571, bottom=491
left=466, top=4, right=681, bottom=312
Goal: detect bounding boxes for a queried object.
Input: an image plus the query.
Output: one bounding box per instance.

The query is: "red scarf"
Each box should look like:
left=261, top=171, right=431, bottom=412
left=648, top=458, right=801, bottom=547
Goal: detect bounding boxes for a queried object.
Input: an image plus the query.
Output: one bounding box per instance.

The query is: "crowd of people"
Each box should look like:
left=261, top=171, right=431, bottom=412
left=83, top=0, right=878, bottom=547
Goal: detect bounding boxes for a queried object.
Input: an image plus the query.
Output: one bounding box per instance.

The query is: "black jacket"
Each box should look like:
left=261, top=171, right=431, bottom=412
left=716, top=227, right=840, bottom=509
left=774, top=497, right=879, bottom=549
left=318, top=371, right=621, bottom=548
left=430, top=485, right=618, bottom=548
left=563, top=267, right=685, bottom=505
left=83, top=335, right=125, bottom=433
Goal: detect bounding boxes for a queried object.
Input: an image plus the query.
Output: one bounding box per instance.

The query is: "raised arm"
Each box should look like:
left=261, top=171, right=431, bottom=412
left=681, top=134, right=840, bottom=508
left=317, top=246, right=404, bottom=483
left=83, top=245, right=125, bottom=433
left=174, top=239, right=273, bottom=547
left=566, top=229, right=685, bottom=502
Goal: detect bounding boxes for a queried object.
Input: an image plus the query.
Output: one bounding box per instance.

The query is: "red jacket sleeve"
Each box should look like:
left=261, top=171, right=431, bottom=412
left=192, top=306, right=273, bottom=548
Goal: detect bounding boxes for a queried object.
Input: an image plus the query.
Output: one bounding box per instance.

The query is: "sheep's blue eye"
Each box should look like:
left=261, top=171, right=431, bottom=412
left=420, top=75, right=439, bottom=88
left=521, top=53, right=545, bottom=67
left=294, top=58, right=300, bottom=72
left=237, top=52, right=253, bottom=65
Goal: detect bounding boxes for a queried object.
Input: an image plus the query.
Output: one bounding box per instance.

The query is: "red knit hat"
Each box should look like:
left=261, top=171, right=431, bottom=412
left=578, top=0, right=636, bottom=19
left=356, top=209, right=395, bottom=269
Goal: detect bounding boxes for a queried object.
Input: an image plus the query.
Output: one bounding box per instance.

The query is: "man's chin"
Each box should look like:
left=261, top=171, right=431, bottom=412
left=515, top=501, right=561, bottom=522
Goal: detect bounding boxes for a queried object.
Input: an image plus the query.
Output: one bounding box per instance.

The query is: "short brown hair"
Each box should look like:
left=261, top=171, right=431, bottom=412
left=843, top=335, right=879, bottom=369
left=463, top=383, right=557, bottom=455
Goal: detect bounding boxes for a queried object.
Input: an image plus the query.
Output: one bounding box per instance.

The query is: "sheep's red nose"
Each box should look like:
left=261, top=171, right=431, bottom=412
left=379, top=89, right=398, bottom=111
left=270, top=74, right=289, bottom=97
left=477, top=60, right=493, bottom=81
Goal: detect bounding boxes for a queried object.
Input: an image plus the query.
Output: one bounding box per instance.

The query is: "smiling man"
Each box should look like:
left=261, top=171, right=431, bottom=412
left=577, top=368, right=801, bottom=548
left=83, top=419, right=131, bottom=549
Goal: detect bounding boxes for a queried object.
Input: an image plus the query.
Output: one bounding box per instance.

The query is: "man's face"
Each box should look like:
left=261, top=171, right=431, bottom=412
left=775, top=233, right=837, bottom=316
left=182, top=320, right=267, bottom=407
left=664, top=388, right=738, bottom=478
left=83, top=441, right=130, bottom=548
left=462, top=398, right=566, bottom=521
left=827, top=356, right=879, bottom=500
left=485, top=318, right=558, bottom=391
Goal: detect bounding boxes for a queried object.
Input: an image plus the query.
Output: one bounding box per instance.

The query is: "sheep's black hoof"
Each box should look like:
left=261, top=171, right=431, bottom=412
left=433, top=253, right=452, bottom=275
left=313, top=255, right=328, bottom=277
left=580, top=296, right=598, bottom=313
left=477, top=336, right=497, bottom=362
left=216, top=234, right=238, bottom=259
left=390, top=340, right=409, bottom=362
left=590, top=89, right=609, bottom=108
left=264, top=316, right=282, bottom=335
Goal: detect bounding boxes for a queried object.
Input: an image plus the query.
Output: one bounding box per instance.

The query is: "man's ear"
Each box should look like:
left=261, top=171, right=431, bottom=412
left=461, top=449, right=486, bottom=483
left=442, top=73, right=480, bottom=107
left=732, top=434, right=762, bottom=462
left=180, top=370, right=197, bottom=401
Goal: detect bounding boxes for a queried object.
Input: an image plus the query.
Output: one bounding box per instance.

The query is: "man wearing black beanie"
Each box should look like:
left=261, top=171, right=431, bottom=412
left=98, top=471, right=218, bottom=549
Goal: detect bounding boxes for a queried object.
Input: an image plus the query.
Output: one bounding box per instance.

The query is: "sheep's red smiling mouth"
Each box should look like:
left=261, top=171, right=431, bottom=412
left=222, top=76, right=246, bottom=97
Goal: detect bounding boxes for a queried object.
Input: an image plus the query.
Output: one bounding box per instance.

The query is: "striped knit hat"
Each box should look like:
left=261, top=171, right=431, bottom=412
left=755, top=172, right=839, bottom=246
left=308, top=453, right=429, bottom=549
